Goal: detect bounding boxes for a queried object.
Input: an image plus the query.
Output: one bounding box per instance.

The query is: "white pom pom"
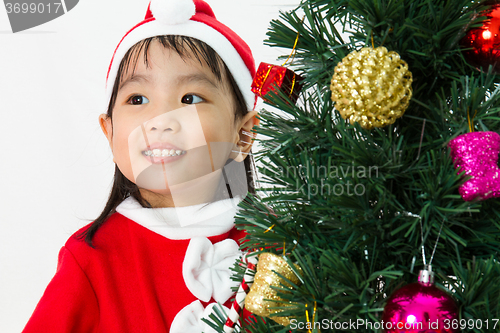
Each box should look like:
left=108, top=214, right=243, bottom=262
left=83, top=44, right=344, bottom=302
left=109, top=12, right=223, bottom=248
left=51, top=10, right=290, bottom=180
left=150, top=0, right=196, bottom=25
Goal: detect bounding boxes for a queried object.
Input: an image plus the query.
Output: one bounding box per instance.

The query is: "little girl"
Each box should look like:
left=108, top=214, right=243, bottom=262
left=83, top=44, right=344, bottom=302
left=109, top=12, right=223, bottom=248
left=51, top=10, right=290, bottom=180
left=22, top=0, right=260, bottom=332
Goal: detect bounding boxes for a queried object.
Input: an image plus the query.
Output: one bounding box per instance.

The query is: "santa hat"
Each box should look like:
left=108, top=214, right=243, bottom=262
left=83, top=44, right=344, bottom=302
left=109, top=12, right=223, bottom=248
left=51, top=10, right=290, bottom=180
left=105, top=0, right=257, bottom=111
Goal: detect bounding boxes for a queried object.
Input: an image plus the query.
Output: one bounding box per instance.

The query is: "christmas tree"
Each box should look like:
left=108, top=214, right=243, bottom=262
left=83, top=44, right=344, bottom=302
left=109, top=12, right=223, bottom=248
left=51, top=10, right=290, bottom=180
left=209, top=1, right=500, bottom=332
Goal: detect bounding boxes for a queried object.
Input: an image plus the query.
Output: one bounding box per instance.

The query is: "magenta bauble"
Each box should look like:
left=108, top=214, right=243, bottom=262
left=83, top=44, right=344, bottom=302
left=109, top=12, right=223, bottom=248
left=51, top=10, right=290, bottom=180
left=382, top=282, right=460, bottom=333
left=460, top=2, right=500, bottom=73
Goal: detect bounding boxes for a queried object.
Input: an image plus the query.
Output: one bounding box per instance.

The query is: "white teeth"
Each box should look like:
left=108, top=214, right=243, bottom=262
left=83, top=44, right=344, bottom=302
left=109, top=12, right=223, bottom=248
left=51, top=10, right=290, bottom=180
left=144, top=149, right=186, bottom=157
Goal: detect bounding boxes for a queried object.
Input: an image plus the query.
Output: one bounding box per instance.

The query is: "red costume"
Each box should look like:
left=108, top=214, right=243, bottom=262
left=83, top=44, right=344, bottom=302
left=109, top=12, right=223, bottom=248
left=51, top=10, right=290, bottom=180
left=22, top=197, right=247, bottom=332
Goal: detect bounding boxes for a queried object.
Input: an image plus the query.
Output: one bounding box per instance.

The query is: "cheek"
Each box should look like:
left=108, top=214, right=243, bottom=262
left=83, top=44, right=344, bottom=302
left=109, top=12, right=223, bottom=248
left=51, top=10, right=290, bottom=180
left=200, top=113, right=236, bottom=142
left=112, top=121, right=133, bottom=153
left=201, top=119, right=238, bottom=170
left=110, top=117, right=141, bottom=179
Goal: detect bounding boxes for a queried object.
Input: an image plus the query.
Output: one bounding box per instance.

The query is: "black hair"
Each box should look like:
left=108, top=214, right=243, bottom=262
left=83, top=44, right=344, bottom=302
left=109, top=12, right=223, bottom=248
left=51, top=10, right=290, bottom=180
left=77, top=35, right=261, bottom=247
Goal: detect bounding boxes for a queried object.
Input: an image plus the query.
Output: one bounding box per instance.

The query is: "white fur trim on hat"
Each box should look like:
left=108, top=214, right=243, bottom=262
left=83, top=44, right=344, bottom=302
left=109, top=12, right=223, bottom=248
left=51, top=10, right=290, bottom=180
left=150, top=0, right=196, bottom=25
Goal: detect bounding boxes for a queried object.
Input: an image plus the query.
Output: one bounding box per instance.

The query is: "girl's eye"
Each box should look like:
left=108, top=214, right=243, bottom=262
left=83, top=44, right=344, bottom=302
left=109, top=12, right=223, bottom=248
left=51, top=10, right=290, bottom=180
left=128, top=95, right=150, bottom=105
left=181, top=94, right=204, bottom=104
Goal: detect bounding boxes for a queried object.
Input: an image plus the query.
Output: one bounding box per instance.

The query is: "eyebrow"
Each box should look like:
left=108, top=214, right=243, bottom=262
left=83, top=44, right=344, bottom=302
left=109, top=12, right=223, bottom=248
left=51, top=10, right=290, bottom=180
left=175, top=73, right=220, bottom=90
left=119, top=73, right=220, bottom=91
left=119, top=74, right=152, bottom=91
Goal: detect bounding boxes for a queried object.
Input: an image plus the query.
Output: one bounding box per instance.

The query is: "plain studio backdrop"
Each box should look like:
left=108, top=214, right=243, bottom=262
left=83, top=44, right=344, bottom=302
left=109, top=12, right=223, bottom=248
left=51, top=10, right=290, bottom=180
left=0, top=0, right=299, bottom=331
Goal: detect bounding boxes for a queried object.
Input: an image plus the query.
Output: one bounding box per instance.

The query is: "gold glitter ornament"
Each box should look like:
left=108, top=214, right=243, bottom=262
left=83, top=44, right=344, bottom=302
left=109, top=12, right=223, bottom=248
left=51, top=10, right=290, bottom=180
left=330, top=46, right=413, bottom=129
left=244, top=253, right=302, bottom=326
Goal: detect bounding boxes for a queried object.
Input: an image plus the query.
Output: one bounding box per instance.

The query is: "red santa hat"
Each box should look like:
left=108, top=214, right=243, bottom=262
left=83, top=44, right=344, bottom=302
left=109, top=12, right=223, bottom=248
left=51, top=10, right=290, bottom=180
left=105, top=0, right=257, bottom=110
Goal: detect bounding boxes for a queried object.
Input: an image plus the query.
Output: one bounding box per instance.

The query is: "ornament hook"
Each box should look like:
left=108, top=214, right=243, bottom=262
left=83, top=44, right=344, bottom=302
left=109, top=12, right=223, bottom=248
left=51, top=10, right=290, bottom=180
left=418, top=264, right=435, bottom=285
left=418, top=217, right=445, bottom=266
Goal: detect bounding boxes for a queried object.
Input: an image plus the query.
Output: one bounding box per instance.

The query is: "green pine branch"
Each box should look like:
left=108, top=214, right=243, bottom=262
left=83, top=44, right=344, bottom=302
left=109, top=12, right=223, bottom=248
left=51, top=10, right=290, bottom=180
left=211, top=1, right=500, bottom=332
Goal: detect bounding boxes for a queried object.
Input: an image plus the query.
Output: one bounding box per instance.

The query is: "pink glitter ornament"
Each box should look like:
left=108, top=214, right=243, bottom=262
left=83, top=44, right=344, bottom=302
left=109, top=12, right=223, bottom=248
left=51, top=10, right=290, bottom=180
left=382, top=266, right=460, bottom=333
left=448, top=131, right=500, bottom=201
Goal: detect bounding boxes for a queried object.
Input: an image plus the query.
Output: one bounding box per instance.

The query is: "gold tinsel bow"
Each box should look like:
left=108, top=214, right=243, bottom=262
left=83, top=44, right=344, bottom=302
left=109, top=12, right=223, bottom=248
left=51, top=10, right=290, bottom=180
left=244, top=253, right=302, bottom=326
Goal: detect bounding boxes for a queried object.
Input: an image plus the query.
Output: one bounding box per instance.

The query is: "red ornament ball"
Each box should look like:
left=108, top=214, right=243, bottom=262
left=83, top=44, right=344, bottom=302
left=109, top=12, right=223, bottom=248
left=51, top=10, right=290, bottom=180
left=382, top=282, right=460, bottom=333
left=460, top=2, right=500, bottom=73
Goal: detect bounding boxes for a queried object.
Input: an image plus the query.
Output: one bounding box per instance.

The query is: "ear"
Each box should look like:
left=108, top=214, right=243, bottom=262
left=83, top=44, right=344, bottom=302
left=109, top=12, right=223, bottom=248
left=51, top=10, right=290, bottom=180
left=99, top=114, right=115, bottom=162
left=233, top=110, right=259, bottom=162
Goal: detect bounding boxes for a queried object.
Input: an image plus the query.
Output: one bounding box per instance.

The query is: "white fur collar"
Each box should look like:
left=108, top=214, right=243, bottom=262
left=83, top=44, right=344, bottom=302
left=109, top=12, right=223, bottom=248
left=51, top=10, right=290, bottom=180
left=115, top=196, right=242, bottom=240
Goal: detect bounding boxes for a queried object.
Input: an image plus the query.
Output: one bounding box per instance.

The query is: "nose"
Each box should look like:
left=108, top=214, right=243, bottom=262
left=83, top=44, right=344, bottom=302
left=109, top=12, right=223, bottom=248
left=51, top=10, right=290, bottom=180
left=144, top=110, right=181, bottom=134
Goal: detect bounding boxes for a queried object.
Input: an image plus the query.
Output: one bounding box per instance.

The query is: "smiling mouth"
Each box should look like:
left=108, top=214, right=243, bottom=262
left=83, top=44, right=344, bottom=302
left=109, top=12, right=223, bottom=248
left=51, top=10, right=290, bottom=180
left=142, top=149, right=187, bottom=157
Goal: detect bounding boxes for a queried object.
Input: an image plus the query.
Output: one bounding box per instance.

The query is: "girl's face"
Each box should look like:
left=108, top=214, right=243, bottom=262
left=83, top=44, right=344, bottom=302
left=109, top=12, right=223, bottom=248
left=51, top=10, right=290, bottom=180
left=99, top=40, right=258, bottom=207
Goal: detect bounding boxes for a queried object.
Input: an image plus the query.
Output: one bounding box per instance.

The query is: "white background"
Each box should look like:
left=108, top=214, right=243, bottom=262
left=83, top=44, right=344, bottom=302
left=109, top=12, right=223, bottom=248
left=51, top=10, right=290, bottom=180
left=0, top=0, right=300, bottom=331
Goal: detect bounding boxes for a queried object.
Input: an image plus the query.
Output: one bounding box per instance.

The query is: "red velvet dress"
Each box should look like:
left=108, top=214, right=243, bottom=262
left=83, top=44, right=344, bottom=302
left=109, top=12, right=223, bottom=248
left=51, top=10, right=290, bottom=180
left=22, top=197, right=247, bottom=333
